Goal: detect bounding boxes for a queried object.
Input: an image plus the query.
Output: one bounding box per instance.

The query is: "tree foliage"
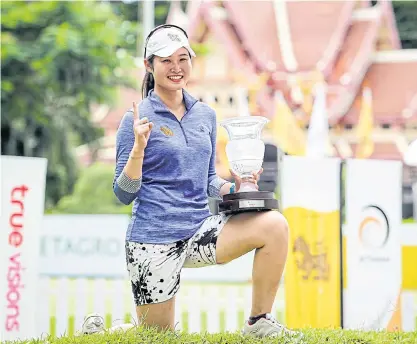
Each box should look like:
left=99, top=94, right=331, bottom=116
left=48, top=162, right=132, bottom=215
left=110, top=0, right=188, bottom=56
left=1, top=1, right=138, bottom=208
left=393, top=1, right=417, bottom=49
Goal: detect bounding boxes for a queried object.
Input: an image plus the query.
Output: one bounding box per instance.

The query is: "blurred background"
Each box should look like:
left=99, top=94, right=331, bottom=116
left=2, top=0, right=417, bottom=218
left=1, top=0, right=417, bottom=339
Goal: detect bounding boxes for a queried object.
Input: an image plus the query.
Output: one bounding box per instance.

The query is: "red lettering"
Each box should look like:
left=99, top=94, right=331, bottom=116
left=11, top=185, right=29, bottom=199
left=9, top=212, right=23, bottom=230
left=5, top=253, right=24, bottom=332
left=5, top=185, right=29, bottom=332
left=6, top=318, right=19, bottom=332
left=8, top=231, right=23, bottom=247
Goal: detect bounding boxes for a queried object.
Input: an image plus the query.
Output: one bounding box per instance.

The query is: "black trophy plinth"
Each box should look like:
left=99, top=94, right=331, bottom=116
left=218, top=191, right=279, bottom=215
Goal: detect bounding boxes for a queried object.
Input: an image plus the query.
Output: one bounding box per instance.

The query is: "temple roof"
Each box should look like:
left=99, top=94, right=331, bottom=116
left=343, top=51, right=417, bottom=126
left=77, top=0, right=416, bottom=166
left=184, top=0, right=415, bottom=127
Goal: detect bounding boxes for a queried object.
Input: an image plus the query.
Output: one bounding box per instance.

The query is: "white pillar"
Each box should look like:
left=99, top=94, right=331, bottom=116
left=141, top=0, right=155, bottom=55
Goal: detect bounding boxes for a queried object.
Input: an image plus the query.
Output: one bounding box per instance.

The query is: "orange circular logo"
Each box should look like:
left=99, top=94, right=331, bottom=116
left=358, top=205, right=390, bottom=249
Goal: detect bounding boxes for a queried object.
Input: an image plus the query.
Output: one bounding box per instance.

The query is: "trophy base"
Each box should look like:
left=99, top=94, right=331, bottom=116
left=218, top=191, right=279, bottom=215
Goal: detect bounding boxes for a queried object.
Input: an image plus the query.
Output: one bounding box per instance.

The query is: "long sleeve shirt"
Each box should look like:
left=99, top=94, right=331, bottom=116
left=113, top=89, right=229, bottom=244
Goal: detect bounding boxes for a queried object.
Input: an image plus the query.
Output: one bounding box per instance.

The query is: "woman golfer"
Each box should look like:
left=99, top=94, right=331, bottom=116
left=82, top=24, right=298, bottom=339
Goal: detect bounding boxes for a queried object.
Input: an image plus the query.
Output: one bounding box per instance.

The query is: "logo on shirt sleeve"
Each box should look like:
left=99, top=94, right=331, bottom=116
left=160, top=125, right=174, bottom=137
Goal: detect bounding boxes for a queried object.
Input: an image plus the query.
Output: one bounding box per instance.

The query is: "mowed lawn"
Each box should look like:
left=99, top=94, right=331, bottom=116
left=4, top=326, right=417, bottom=344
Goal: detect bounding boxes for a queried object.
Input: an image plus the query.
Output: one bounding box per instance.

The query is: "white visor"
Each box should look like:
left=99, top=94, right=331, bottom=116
left=145, top=27, right=196, bottom=59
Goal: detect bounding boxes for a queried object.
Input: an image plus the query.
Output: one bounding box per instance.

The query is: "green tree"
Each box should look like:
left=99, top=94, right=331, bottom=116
left=111, top=0, right=175, bottom=27
left=49, top=162, right=132, bottom=215
left=110, top=1, right=208, bottom=56
left=1, top=1, right=138, bottom=208
left=393, top=1, right=417, bottom=49
left=111, top=0, right=174, bottom=56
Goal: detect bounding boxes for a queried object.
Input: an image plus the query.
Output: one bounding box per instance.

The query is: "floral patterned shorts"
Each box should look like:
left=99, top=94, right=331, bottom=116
left=125, top=213, right=232, bottom=306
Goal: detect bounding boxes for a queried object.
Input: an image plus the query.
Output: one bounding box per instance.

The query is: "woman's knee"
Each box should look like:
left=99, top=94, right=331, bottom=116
left=136, top=296, right=176, bottom=331
left=259, top=211, right=289, bottom=245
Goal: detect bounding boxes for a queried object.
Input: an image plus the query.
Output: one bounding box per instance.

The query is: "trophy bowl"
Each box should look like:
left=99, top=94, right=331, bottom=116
left=218, top=116, right=279, bottom=214
left=226, top=138, right=265, bottom=192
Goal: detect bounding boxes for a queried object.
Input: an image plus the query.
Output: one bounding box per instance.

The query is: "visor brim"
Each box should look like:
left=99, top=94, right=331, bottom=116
left=151, top=43, right=196, bottom=58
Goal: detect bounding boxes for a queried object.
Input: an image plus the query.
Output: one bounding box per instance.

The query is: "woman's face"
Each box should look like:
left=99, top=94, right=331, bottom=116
left=147, top=47, right=192, bottom=92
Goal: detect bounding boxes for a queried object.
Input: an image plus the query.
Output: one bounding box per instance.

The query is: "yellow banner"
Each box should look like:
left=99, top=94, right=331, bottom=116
left=355, top=87, right=374, bottom=159
left=284, top=207, right=342, bottom=328
left=402, top=245, right=417, bottom=289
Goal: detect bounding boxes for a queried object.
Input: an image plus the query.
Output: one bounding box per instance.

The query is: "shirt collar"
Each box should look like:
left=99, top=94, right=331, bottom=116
left=148, top=88, right=198, bottom=114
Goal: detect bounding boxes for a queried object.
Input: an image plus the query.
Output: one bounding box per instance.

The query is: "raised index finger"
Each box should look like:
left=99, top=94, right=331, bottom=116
left=132, top=101, right=139, bottom=120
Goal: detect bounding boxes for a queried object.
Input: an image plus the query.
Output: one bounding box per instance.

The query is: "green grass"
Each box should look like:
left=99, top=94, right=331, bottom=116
left=3, top=327, right=417, bottom=344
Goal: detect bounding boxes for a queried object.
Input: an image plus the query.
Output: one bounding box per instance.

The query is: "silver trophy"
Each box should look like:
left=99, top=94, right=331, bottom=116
left=218, top=116, right=279, bottom=214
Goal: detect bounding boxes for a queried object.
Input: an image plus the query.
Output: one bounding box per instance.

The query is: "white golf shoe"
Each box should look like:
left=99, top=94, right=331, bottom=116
left=80, top=313, right=136, bottom=335
left=242, top=313, right=304, bottom=340
left=107, top=323, right=135, bottom=333
left=81, top=313, right=105, bottom=335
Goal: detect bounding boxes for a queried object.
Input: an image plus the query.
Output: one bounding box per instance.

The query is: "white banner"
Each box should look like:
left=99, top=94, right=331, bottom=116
left=344, top=159, right=402, bottom=330
left=39, top=214, right=255, bottom=282
left=39, top=215, right=129, bottom=278
left=0, top=156, right=47, bottom=342
left=280, top=156, right=341, bottom=212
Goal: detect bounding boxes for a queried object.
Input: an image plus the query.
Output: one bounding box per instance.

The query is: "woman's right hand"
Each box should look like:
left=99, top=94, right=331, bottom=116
left=132, top=101, right=153, bottom=153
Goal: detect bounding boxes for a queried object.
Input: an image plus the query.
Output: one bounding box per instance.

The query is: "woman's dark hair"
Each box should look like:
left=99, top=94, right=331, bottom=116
left=141, top=55, right=156, bottom=99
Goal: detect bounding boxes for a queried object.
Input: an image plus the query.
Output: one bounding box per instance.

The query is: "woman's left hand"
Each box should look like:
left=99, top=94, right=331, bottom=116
left=230, top=168, right=264, bottom=192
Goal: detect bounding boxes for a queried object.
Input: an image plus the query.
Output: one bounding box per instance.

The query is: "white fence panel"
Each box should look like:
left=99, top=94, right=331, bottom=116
left=35, top=278, right=287, bottom=337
